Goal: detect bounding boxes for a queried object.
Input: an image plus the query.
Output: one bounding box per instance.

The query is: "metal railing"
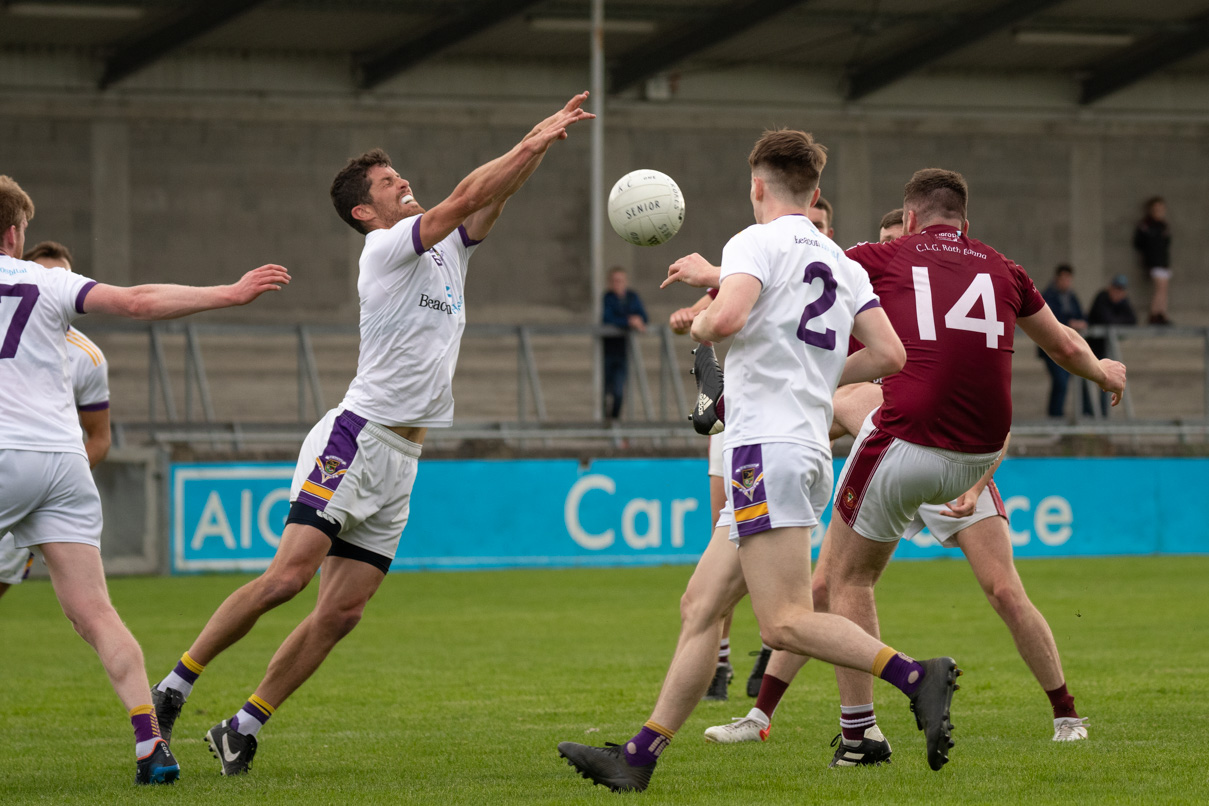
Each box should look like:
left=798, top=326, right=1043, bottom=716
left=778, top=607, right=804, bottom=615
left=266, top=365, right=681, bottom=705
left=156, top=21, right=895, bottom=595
left=85, top=320, right=694, bottom=449
left=84, top=321, right=1209, bottom=450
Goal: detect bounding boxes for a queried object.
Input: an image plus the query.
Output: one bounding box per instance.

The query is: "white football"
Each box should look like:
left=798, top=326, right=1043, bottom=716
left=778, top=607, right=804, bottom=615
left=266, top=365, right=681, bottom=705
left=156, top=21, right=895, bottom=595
left=607, top=169, right=685, bottom=247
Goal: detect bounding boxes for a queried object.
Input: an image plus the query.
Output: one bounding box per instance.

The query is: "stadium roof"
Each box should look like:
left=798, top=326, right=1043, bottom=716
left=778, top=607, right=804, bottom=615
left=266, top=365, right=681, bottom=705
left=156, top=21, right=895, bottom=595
left=2, top=0, right=1209, bottom=104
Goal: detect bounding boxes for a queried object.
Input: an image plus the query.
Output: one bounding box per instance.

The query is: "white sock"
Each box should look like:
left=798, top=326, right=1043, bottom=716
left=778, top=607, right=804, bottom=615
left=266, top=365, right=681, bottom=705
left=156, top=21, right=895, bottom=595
left=157, top=670, right=193, bottom=699
left=135, top=737, right=162, bottom=758
left=718, top=638, right=731, bottom=665
left=761, top=642, right=773, bottom=652
left=745, top=707, right=770, bottom=727
left=233, top=709, right=265, bottom=737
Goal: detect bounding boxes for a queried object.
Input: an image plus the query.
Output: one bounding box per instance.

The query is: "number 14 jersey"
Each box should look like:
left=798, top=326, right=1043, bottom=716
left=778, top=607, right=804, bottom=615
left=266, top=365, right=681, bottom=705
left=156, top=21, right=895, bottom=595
left=719, top=214, right=879, bottom=453
left=846, top=225, right=1045, bottom=454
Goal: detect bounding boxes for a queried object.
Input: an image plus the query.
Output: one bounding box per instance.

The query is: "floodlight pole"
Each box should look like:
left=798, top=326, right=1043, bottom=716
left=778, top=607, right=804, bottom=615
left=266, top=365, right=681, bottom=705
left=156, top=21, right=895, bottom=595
left=589, top=0, right=606, bottom=422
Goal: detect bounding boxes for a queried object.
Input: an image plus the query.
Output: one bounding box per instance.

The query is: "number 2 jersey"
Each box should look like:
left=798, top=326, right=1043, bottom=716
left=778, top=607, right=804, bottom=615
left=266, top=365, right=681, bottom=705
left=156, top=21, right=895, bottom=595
left=720, top=214, right=879, bottom=452
left=0, top=254, right=97, bottom=457
left=845, top=225, right=1045, bottom=454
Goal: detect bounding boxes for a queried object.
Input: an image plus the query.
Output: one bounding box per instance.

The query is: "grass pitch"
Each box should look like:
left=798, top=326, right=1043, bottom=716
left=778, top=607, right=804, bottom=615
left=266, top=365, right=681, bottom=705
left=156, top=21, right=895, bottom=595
left=0, top=555, right=1205, bottom=804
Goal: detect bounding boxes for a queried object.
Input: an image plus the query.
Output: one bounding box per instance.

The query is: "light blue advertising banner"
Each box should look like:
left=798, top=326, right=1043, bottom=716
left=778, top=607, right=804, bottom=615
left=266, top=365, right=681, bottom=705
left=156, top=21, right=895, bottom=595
left=170, top=458, right=1209, bottom=574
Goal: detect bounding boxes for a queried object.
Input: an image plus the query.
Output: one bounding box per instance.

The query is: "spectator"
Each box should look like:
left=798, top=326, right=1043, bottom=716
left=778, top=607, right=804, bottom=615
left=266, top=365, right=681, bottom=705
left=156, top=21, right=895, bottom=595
left=1039, top=264, right=1092, bottom=418
left=1087, top=274, right=1138, bottom=415
left=601, top=267, right=647, bottom=421
left=1133, top=196, right=1172, bottom=325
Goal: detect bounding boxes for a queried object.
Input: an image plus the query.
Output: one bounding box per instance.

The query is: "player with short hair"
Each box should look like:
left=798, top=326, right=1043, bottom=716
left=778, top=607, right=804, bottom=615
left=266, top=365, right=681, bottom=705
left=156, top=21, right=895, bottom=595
left=814, top=170, right=1121, bottom=765
left=0, top=174, right=290, bottom=784
left=878, top=208, right=903, bottom=242
left=669, top=197, right=837, bottom=702
left=559, top=131, right=963, bottom=794
left=150, top=94, right=594, bottom=777
left=0, top=241, right=110, bottom=602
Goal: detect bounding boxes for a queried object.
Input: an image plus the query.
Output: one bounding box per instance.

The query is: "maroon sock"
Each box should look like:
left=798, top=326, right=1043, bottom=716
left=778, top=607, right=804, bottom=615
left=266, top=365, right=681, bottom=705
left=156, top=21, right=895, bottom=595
left=840, top=704, right=876, bottom=742
left=1046, top=683, right=1078, bottom=719
left=754, top=674, right=790, bottom=720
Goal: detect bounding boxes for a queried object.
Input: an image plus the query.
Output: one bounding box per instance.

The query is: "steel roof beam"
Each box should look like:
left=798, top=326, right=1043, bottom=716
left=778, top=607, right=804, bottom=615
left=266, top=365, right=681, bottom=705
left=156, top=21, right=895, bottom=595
left=844, top=0, right=1064, bottom=101
left=1080, top=12, right=1209, bottom=104
left=355, top=0, right=547, bottom=90
left=100, top=1, right=269, bottom=89
left=608, top=0, right=809, bottom=95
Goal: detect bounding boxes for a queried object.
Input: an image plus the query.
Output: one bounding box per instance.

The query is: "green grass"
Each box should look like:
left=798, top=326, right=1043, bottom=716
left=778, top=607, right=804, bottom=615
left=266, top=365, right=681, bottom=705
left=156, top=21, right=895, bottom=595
left=1, top=556, right=1206, bottom=804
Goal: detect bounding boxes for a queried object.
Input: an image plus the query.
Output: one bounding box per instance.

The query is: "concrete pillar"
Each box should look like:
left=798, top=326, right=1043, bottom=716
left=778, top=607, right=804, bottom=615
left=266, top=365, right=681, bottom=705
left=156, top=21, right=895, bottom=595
left=90, top=121, right=131, bottom=284
left=832, top=132, right=872, bottom=248
left=1070, top=138, right=1105, bottom=299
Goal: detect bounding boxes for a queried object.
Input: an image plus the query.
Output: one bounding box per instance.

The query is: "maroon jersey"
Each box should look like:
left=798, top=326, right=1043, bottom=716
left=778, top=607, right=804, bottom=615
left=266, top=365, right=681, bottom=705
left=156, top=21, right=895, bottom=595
left=845, top=225, right=1044, bottom=453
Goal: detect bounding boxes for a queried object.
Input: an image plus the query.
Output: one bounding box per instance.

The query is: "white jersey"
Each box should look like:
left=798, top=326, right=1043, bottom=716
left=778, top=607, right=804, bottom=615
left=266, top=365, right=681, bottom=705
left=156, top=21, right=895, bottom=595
left=66, top=326, right=109, bottom=412
left=718, top=214, right=878, bottom=451
left=339, top=214, right=480, bottom=427
left=0, top=255, right=96, bottom=457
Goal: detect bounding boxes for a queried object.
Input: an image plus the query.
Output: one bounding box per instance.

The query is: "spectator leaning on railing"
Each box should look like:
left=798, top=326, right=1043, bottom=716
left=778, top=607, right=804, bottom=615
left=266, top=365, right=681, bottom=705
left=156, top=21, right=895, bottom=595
left=601, top=266, right=648, bottom=422
left=1039, top=264, right=1092, bottom=418
left=1087, top=274, right=1138, bottom=416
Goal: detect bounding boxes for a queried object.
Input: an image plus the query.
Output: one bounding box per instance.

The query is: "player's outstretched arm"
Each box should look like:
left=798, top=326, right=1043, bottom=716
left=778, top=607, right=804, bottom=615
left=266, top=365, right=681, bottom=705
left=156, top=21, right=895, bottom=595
left=1020, top=306, right=1127, bottom=406
left=424, top=92, right=595, bottom=247
left=82, top=264, right=291, bottom=320
left=662, top=253, right=721, bottom=289
left=669, top=292, right=714, bottom=334
left=838, top=306, right=906, bottom=386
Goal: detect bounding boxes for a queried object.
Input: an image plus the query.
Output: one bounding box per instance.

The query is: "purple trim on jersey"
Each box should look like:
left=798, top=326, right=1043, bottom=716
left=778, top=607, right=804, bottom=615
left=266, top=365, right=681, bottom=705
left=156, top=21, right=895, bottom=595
left=457, top=225, right=483, bottom=248
left=75, top=280, right=97, bottom=314
left=411, top=215, right=426, bottom=256
left=77, top=400, right=110, bottom=412
left=730, top=444, right=772, bottom=537
left=856, top=299, right=881, bottom=314
left=296, top=410, right=366, bottom=512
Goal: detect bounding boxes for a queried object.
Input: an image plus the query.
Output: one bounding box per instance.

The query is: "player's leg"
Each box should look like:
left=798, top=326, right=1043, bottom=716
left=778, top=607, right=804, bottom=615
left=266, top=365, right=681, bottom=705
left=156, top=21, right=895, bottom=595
left=41, top=541, right=179, bottom=784
left=559, top=523, right=748, bottom=791
left=703, top=468, right=736, bottom=701
left=955, top=515, right=1085, bottom=740
left=0, top=531, right=34, bottom=601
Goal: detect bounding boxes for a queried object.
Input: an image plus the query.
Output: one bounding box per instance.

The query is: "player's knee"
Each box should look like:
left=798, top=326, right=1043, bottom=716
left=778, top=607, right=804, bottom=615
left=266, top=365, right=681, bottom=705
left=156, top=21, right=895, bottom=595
left=61, top=598, right=117, bottom=644
left=317, top=602, right=365, bottom=639
left=986, top=578, right=1027, bottom=621
left=679, top=586, right=728, bottom=631
left=758, top=612, right=805, bottom=652
left=811, top=575, right=830, bottom=613
left=257, top=568, right=311, bottom=608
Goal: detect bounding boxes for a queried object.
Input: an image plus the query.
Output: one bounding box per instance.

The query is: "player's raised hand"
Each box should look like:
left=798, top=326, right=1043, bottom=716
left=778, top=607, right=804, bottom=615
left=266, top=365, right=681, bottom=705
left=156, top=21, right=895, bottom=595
left=669, top=306, right=697, bottom=334
left=230, top=264, right=291, bottom=305
left=529, top=93, right=595, bottom=148
left=662, top=253, right=720, bottom=289
left=1098, top=358, right=1127, bottom=406
left=525, top=92, right=592, bottom=141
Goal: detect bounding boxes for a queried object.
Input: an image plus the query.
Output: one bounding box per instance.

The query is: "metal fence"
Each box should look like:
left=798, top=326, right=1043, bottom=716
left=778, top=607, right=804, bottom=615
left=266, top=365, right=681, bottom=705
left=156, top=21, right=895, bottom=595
left=82, top=321, right=1209, bottom=451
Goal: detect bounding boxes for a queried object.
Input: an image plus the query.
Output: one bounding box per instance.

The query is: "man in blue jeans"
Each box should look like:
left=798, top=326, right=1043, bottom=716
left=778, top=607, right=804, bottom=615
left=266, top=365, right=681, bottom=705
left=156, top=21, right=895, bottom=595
left=602, top=267, right=648, bottom=421
left=1040, top=264, right=1092, bottom=418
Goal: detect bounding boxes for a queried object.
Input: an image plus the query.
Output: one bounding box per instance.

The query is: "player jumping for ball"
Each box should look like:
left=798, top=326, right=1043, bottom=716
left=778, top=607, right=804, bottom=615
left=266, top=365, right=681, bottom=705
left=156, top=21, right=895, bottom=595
left=0, top=175, right=289, bottom=785
left=150, top=93, right=594, bottom=777
left=558, top=130, right=964, bottom=794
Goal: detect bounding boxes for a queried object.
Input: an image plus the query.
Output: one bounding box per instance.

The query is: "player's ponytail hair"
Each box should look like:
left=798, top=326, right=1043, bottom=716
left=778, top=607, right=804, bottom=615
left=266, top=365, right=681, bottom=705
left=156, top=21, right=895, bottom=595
left=903, top=169, right=968, bottom=223
left=748, top=130, right=827, bottom=202
left=330, top=149, right=393, bottom=234
left=0, top=175, right=35, bottom=234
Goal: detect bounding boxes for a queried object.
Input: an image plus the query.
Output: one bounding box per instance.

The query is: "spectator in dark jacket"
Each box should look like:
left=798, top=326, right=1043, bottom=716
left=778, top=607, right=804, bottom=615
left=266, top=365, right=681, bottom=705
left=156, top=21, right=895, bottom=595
left=1087, top=274, right=1137, bottom=415
left=1133, top=196, right=1172, bottom=325
left=1040, top=264, right=1092, bottom=418
left=601, top=267, right=648, bottom=421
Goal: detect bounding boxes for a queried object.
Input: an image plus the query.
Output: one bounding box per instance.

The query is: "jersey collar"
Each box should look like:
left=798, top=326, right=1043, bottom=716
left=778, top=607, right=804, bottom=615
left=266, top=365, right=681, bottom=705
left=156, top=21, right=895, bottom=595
left=921, top=224, right=963, bottom=238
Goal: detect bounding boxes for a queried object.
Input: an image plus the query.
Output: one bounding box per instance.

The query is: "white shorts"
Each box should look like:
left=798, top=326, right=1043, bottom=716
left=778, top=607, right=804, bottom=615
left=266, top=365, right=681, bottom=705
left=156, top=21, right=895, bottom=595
left=707, top=433, right=725, bottom=478
left=0, top=449, right=102, bottom=550
left=289, top=408, right=421, bottom=565
left=835, top=410, right=1000, bottom=542
left=1149, top=267, right=1172, bottom=280
left=0, top=532, right=35, bottom=585
left=717, top=442, right=833, bottom=545
left=905, top=481, right=1008, bottom=548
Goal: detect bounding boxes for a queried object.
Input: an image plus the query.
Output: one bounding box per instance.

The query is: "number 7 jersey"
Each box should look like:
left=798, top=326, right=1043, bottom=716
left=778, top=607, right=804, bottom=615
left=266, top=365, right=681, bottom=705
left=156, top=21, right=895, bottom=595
left=845, top=225, right=1045, bottom=454
left=0, top=254, right=97, bottom=458
left=719, top=214, right=879, bottom=453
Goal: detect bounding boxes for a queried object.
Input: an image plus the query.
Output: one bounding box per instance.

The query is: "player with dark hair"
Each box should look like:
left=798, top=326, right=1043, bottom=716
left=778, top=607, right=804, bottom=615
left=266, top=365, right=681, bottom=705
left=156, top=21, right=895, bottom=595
left=0, top=175, right=289, bottom=784
left=559, top=131, right=962, bottom=794
left=151, top=94, right=593, bottom=777
left=878, top=208, right=903, bottom=242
